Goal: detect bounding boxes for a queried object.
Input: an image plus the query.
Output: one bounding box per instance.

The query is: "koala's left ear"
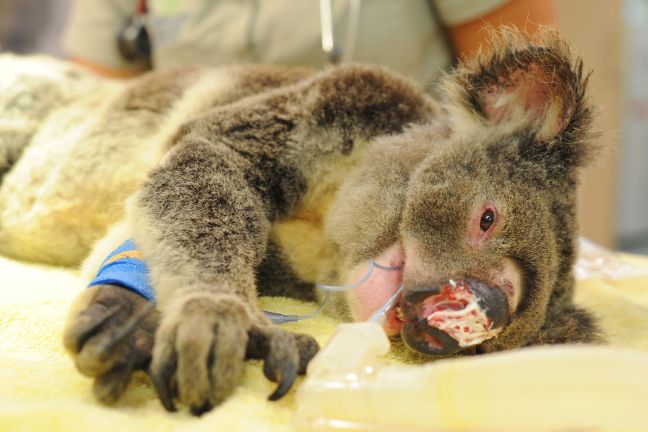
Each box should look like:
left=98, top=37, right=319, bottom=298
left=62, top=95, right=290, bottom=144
left=441, top=27, right=597, bottom=168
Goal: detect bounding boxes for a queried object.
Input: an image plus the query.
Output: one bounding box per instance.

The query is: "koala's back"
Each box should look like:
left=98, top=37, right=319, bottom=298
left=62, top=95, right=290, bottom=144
left=0, top=59, right=313, bottom=266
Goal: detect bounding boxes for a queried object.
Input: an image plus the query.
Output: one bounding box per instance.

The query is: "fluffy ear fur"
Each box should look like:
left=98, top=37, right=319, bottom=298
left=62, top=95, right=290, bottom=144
left=441, top=27, right=597, bottom=169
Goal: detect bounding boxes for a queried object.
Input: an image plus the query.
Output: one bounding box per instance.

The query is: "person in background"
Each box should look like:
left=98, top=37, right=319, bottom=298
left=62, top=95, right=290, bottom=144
left=63, top=0, right=556, bottom=88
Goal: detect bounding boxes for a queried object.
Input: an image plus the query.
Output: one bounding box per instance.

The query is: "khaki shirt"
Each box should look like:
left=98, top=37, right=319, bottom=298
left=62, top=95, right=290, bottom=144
left=63, top=0, right=507, bottom=86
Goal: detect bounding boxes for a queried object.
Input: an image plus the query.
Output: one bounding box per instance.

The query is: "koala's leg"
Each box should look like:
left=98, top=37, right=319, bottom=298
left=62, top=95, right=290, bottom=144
left=130, top=138, right=318, bottom=415
left=63, top=284, right=159, bottom=403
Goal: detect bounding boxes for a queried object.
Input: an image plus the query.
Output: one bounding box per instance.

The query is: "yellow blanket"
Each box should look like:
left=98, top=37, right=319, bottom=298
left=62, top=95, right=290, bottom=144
left=2, top=249, right=648, bottom=431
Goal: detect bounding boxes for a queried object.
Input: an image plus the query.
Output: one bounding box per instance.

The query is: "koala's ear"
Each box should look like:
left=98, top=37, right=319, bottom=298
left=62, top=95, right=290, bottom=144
left=441, top=27, right=597, bottom=167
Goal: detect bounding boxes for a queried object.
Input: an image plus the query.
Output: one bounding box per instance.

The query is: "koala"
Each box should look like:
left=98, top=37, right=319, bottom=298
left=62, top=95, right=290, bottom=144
left=0, top=29, right=599, bottom=415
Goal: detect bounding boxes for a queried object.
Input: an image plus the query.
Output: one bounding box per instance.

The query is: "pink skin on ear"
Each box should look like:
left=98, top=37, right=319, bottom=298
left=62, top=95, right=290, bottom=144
left=343, top=242, right=404, bottom=336
left=478, top=66, right=572, bottom=139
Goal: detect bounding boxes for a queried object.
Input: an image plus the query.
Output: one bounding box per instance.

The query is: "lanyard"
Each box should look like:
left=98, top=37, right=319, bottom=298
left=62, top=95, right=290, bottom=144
left=319, top=0, right=362, bottom=64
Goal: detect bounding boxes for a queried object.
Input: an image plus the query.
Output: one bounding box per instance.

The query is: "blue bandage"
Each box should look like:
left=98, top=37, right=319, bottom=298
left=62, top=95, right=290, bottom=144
left=88, top=239, right=156, bottom=302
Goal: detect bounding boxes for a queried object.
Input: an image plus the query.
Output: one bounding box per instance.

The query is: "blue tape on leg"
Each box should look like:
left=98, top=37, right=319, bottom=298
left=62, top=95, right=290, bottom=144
left=88, top=239, right=157, bottom=302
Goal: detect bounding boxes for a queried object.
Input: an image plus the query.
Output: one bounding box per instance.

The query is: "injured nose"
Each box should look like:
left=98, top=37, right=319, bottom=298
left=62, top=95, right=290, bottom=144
left=400, top=278, right=509, bottom=356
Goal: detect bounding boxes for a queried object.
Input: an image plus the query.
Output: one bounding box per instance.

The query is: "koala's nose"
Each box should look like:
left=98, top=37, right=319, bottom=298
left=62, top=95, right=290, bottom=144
left=400, top=278, right=509, bottom=356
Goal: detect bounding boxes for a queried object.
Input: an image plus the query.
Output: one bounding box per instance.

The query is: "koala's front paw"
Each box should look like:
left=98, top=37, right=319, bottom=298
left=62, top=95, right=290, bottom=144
left=151, top=293, right=319, bottom=415
left=63, top=285, right=159, bottom=403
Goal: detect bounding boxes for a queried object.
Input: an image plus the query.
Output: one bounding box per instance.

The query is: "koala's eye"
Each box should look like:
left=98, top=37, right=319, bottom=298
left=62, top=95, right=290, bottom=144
left=479, top=209, right=495, bottom=232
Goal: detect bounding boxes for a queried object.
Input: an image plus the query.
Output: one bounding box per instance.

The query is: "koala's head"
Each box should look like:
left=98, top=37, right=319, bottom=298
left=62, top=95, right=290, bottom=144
left=335, top=29, right=599, bottom=357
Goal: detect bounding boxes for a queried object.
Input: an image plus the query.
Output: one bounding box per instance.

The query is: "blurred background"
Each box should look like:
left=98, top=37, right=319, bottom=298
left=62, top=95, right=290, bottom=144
left=0, top=0, right=645, bottom=254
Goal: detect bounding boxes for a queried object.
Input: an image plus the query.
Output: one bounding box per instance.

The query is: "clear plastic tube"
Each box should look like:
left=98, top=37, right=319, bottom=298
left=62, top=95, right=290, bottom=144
left=296, top=335, right=648, bottom=431
left=266, top=260, right=401, bottom=324
left=368, top=284, right=402, bottom=324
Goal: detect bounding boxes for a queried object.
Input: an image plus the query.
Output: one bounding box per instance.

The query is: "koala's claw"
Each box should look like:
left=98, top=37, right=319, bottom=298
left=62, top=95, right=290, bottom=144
left=266, top=366, right=297, bottom=401
left=190, top=400, right=213, bottom=417
left=63, top=285, right=159, bottom=403
left=150, top=348, right=178, bottom=412
left=247, top=325, right=320, bottom=401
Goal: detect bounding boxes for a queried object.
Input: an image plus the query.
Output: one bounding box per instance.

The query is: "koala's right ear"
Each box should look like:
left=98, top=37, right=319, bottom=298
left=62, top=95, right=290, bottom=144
left=440, top=27, right=597, bottom=169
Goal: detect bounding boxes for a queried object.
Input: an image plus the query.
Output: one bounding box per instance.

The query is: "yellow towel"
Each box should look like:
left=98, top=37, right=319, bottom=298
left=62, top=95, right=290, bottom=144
left=1, top=251, right=648, bottom=431
left=574, top=254, right=648, bottom=351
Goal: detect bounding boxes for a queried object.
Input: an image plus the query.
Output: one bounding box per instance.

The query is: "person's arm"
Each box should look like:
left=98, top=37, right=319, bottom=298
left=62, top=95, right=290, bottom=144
left=446, top=0, right=558, bottom=58
left=71, top=57, right=144, bottom=79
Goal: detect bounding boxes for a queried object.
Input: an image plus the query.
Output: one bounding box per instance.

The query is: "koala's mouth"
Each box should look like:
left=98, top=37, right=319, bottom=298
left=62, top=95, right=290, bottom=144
left=345, top=243, right=518, bottom=356
left=399, top=278, right=510, bottom=356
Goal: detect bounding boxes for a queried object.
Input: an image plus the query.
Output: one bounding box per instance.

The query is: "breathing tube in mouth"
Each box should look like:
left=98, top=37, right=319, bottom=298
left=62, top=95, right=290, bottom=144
left=88, top=240, right=403, bottom=325
left=400, top=278, right=510, bottom=355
